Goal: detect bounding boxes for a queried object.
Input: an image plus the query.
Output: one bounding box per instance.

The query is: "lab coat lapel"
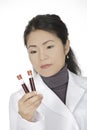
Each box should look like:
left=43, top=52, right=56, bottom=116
left=34, top=74, right=71, bottom=119
left=34, top=71, right=85, bottom=118
left=66, top=71, right=85, bottom=112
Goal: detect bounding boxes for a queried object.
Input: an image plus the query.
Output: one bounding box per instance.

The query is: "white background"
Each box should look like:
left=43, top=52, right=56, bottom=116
left=0, top=0, right=87, bottom=129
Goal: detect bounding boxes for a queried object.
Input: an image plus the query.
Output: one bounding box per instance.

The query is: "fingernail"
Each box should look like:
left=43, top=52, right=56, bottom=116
left=39, top=94, right=43, bottom=98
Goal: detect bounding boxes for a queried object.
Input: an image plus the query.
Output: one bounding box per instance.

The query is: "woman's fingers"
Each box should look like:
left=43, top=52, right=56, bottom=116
left=19, top=91, right=37, bottom=103
left=24, top=95, right=43, bottom=114
left=25, top=94, right=43, bottom=106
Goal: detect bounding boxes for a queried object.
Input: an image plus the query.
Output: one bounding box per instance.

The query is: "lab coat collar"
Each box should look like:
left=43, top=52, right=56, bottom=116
left=34, top=70, right=85, bottom=119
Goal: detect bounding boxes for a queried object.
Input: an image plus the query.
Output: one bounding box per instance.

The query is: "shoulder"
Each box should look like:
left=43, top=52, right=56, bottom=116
left=68, top=70, right=87, bottom=90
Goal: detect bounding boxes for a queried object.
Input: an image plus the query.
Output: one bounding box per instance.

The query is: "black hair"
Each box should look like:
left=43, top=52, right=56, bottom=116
left=24, top=14, right=81, bottom=75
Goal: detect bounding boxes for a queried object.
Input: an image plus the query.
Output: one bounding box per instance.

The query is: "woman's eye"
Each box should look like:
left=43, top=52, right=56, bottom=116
left=47, top=45, right=54, bottom=49
left=30, top=50, right=37, bottom=54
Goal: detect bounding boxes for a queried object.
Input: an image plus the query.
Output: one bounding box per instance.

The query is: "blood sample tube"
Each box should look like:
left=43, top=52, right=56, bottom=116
left=17, top=74, right=29, bottom=93
left=27, top=70, right=36, bottom=91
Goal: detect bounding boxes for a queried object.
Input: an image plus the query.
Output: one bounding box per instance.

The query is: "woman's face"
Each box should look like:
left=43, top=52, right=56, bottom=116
left=27, top=30, right=70, bottom=77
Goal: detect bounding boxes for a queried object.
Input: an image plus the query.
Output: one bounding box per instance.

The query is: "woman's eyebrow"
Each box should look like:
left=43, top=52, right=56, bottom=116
left=28, top=45, right=37, bottom=49
left=42, top=40, right=55, bottom=45
left=28, top=40, right=55, bottom=49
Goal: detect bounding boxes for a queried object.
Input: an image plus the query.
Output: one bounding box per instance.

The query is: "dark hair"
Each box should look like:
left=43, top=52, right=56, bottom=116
left=24, top=14, right=81, bottom=75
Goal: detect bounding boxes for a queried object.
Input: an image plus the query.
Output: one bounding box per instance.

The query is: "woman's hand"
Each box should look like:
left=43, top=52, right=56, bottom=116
left=18, top=91, right=43, bottom=121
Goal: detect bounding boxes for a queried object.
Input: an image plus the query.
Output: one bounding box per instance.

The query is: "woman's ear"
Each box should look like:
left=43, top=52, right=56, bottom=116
left=64, top=40, right=70, bottom=55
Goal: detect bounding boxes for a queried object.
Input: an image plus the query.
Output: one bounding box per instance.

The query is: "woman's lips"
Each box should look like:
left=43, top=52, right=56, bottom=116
left=40, top=64, right=52, bottom=69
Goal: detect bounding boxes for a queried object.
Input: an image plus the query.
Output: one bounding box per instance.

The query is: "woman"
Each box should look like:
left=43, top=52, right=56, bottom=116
left=9, top=14, right=87, bottom=130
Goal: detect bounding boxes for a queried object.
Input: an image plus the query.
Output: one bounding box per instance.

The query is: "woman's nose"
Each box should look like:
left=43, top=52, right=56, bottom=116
left=39, top=50, right=48, bottom=60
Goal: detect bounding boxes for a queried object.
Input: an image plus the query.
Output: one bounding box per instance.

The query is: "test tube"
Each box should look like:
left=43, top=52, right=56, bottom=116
left=17, top=74, right=29, bottom=93
left=27, top=70, right=36, bottom=91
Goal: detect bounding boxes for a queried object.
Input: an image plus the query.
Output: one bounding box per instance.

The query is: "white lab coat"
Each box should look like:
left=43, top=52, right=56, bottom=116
left=9, top=70, right=87, bottom=130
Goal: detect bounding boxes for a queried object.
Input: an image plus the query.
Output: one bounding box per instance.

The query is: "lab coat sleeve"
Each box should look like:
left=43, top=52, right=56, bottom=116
left=9, top=94, right=45, bottom=130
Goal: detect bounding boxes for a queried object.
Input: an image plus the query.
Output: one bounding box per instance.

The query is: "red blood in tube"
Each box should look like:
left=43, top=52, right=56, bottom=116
left=17, top=74, right=29, bottom=93
left=21, top=83, right=29, bottom=93
left=29, top=78, right=36, bottom=91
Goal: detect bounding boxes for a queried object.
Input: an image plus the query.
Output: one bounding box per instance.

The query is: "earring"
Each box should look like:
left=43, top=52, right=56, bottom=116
left=67, top=55, right=69, bottom=59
